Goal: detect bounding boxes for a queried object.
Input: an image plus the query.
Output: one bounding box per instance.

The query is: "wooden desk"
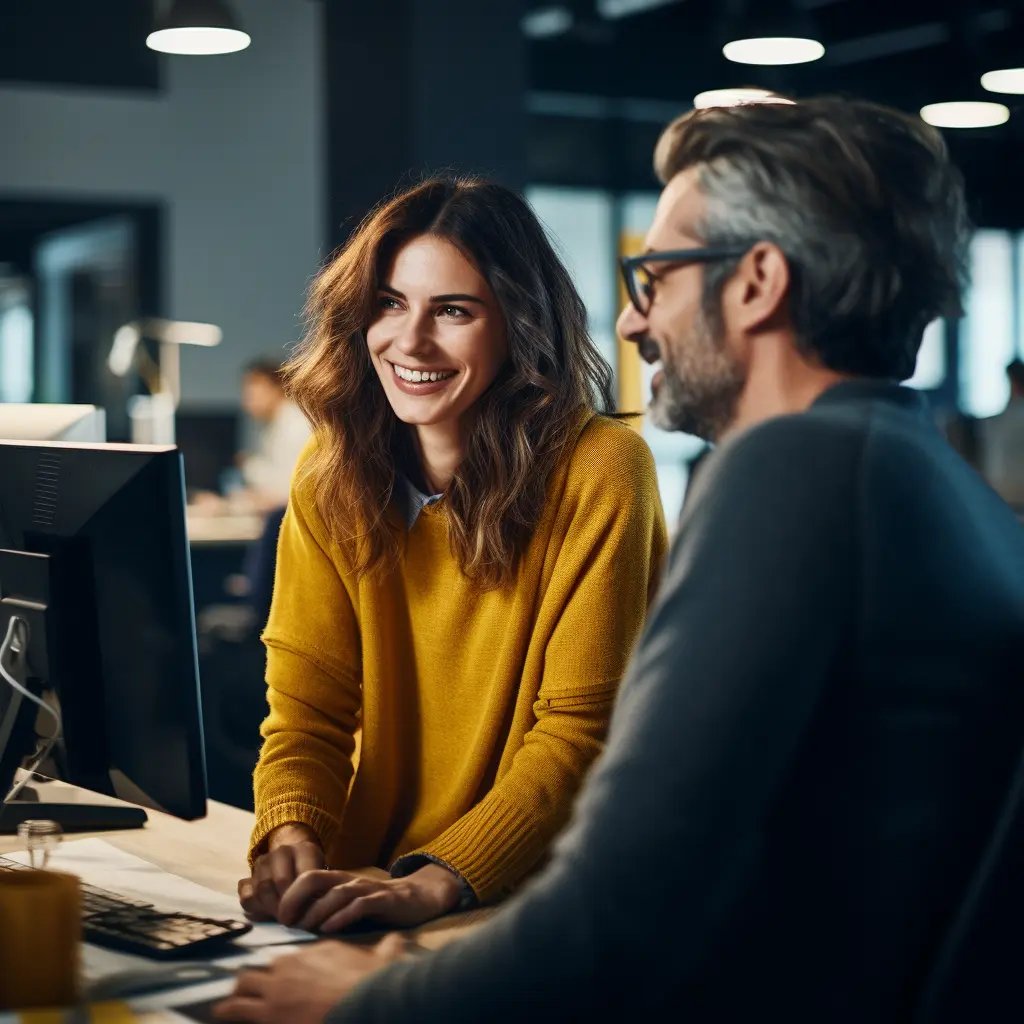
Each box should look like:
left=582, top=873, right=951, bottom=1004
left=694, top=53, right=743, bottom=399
left=0, top=781, right=493, bottom=951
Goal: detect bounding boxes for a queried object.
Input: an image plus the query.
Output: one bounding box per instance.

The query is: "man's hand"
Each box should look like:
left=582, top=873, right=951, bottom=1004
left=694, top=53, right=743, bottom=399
left=213, top=935, right=407, bottom=1024
left=276, top=863, right=464, bottom=933
left=239, top=823, right=325, bottom=922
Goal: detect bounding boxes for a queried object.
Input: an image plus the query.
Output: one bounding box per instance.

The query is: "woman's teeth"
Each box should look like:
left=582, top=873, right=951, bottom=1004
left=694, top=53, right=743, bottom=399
left=392, top=363, right=456, bottom=384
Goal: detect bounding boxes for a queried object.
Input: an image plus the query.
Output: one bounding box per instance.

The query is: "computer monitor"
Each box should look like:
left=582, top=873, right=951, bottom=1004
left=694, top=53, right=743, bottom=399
left=0, top=404, right=107, bottom=443
left=0, top=440, right=206, bottom=832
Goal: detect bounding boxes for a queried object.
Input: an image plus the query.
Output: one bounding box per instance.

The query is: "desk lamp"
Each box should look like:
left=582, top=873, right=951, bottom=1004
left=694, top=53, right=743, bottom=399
left=108, top=318, right=221, bottom=444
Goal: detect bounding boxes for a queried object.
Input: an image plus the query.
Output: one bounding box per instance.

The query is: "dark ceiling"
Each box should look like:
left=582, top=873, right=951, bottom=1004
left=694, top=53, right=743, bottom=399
left=526, top=0, right=1024, bottom=225
left=0, top=1, right=1021, bottom=225
left=0, top=1, right=160, bottom=92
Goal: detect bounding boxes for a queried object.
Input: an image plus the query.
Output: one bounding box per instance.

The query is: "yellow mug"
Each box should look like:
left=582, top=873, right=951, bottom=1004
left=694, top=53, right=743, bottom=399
left=0, top=868, right=81, bottom=1009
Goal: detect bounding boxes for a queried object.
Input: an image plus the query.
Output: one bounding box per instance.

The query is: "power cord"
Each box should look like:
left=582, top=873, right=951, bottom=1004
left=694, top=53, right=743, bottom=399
left=0, top=615, right=62, bottom=804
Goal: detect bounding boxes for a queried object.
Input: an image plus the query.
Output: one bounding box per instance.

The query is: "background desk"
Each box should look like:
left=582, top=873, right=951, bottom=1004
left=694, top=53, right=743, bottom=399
left=186, top=510, right=265, bottom=548
left=0, top=781, right=494, bottom=952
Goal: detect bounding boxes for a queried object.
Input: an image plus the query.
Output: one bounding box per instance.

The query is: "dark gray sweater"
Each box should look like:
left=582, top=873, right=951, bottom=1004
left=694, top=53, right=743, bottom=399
left=329, top=381, right=1024, bottom=1023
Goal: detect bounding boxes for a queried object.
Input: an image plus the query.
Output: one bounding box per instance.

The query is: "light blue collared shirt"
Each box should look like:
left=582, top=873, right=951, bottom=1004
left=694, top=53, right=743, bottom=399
left=401, top=477, right=443, bottom=528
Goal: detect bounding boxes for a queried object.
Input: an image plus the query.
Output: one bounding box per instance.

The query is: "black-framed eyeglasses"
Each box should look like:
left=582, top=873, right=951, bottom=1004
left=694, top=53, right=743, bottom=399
left=619, top=246, right=750, bottom=315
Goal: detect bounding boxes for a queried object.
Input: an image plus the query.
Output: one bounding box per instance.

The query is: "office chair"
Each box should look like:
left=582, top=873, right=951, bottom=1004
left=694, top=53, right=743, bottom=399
left=195, top=508, right=286, bottom=810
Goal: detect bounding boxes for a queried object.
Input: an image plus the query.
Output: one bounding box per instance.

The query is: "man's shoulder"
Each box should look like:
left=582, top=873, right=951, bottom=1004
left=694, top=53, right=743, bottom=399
left=712, top=406, right=869, bottom=484
left=682, top=399, right=906, bottom=531
left=716, top=390, right=937, bottom=479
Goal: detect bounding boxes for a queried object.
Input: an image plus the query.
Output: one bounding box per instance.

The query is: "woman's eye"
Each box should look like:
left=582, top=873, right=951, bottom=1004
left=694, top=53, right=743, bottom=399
left=378, top=296, right=402, bottom=311
left=439, top=305, right=469, bottom=319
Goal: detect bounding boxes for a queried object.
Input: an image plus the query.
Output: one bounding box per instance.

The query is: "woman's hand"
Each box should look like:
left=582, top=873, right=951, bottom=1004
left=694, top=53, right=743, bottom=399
left=276, top=863, right=464, bottom=933
left=213, top=935, right=408, bottom=1024
left=239, top=823, right=326, bottom=922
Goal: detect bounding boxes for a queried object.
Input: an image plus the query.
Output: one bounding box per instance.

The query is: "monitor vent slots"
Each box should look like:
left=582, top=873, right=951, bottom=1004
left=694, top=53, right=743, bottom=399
left=32, top=453, right=61, bottom=528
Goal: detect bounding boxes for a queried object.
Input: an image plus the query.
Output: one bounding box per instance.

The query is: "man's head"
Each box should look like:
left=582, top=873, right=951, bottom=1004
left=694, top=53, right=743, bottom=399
left=617, top=97, right=971, bottom=441
left=242, top=359, right=287, bottom=422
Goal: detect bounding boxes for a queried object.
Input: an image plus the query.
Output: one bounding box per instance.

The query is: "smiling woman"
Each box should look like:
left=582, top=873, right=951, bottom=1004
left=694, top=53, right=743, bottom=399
left=366, top=234, right=508, bottom=467
left=240, top=176, right=667, bottom=936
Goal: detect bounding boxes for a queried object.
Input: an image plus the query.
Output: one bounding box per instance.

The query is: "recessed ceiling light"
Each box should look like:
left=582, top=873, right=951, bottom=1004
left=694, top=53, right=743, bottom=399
left=981, top=68, right=1024, bottom=95
left=521, top=7, right=573, bottom=39
left=722, top=37, right=825, bottom=66
left=597, top=0, right=678, bottom=17
left=693, top=88, right=795, bottom=108
left=147, top=1, right=250, bottom=56
left=920, top=101, right=1010, bottom=128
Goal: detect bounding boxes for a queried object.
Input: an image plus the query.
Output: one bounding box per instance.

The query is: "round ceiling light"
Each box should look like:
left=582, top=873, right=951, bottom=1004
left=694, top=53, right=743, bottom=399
left=147, top=27, right=250, bottom=54
left=147, top=0, right=250, bottom=55
left=920, top=101, right=1010, bottom=129
left=722, top=37, right=824, bottom=66
left=981, top=68, right=1024, bottom=95
left=693, top=88, right=795, bottom=108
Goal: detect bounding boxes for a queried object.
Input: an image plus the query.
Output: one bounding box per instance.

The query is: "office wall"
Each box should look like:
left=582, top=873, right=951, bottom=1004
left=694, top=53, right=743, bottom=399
left=0, top=0, right=325, bottom=408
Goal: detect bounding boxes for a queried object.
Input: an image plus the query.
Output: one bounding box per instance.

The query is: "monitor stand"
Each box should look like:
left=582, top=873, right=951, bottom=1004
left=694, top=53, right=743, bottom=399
left=0, top=784, right=148, bottom=834
left=0, top=603, right=148, bottom=834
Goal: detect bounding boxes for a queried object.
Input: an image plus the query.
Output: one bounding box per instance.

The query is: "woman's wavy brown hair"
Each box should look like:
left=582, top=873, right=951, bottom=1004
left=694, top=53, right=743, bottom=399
left=285, top=175, right=615, bottom=588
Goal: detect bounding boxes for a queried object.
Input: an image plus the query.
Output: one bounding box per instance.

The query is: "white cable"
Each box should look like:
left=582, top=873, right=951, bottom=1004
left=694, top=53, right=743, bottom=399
left=0, top=615, right=62, bottom=804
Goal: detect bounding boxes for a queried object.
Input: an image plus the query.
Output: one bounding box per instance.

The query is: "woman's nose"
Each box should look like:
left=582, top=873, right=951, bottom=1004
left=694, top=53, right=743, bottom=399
left=391, top=311, right=433, bottom=356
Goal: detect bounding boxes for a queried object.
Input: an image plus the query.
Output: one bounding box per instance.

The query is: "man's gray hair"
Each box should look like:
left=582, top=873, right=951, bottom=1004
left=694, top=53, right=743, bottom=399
left=654, top=97, right=971, bottom=380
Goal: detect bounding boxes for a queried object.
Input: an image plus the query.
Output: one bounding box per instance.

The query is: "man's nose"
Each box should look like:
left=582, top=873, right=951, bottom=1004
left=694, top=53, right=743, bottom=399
left=616, top=302, right=646, bottom=346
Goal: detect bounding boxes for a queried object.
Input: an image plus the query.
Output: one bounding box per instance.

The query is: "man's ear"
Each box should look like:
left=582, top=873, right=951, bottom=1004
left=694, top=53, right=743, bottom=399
left=724, top=241, right=791, bottom=335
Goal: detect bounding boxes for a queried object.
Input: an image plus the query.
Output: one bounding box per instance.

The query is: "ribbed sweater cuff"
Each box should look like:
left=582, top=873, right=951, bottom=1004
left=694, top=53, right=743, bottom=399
left=395, top=794, right=544, bottom=905
left=248, top=796, right=342, bottom=868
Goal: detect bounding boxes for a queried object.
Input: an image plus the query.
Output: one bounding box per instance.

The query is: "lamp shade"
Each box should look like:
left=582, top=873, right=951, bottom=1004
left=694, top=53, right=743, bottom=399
left=147, top=0, right=251, bottom=55
left=981, top=68, right=1024, bottom=94
left=920, top=101, right=1010, bottom=129
left=693, top=87, right=795, bottom=108
left=721, top=2, right=824, bottom=66
left=979, top=9, right=1024, bottom=94
left=723, top=37, right=824, bottom=65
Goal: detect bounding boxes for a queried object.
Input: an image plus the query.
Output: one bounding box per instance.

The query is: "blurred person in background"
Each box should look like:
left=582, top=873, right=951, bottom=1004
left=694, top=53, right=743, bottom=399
left=237, top=358, right=313, bottom=511
left=216, top=97, right=1024, bottom=1024
left=980, top=358, right=1024, bottom=511
left=236, top=177, right=666, bottom=937
left=191, top=358, right=312, bottom=620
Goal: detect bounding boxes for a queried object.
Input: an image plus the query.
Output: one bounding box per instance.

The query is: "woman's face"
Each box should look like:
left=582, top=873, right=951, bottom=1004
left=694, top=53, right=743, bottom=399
left=365, top=234, right=508, bottom=432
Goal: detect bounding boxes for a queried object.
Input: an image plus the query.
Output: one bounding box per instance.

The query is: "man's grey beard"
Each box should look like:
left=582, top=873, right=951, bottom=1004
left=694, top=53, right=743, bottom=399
left=648, top=307, right=744, bottom=443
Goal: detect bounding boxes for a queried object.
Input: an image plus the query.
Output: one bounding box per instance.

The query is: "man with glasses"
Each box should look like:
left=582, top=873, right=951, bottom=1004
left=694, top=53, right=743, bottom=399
left=216, top=97, right=1024, bottom=1024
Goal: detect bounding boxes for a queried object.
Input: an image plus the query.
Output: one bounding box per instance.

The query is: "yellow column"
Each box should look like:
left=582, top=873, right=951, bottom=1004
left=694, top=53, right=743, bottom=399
left=616, top=230, right=646, bottom=431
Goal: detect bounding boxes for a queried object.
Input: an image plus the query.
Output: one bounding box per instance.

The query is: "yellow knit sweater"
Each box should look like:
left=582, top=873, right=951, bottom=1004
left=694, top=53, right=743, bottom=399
left=249, top=414, right=667, bottom=903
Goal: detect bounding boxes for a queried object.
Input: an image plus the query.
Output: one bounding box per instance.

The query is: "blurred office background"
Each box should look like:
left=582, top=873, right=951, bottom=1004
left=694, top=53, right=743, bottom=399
left=2, top=0, right=1022, bottom=804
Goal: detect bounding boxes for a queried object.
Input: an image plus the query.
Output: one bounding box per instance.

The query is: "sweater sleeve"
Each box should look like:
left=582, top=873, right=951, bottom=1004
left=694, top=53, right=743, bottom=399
left=248, top=455, right=363, bottom=865
left=390, top=422, right=667, bottom=903
left=327, top=416, right=859, bottom=1023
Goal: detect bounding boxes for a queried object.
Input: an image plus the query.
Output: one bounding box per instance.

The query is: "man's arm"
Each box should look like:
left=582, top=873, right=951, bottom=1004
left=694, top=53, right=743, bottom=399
left=325, top=417, right=861, bottom=1021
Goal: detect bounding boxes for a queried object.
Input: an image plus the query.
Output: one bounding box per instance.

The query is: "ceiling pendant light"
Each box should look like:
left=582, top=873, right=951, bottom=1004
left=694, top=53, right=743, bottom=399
left=723, top=36, right=824, bottom=65
left=920, top=101, right=1010, bottom=129
left=147, top=0, right=251, bottom=56
left=979, top=9, right=1024, bottom=95
left=693, top=88, right=795, bottom=108
left=981, top=68, right=1024, bottom=95
left=720, top=2, right=824, bottom=66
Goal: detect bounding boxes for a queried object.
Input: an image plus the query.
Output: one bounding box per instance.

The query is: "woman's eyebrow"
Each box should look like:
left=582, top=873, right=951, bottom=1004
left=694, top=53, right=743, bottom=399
left=379, top=285, right=486, bottom=306
left=430, top=293, right=486, bottom=305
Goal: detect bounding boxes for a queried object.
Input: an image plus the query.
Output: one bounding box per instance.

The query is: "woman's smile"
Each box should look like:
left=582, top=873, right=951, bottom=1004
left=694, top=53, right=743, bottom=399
left=387, top=359, right=460, bottom=395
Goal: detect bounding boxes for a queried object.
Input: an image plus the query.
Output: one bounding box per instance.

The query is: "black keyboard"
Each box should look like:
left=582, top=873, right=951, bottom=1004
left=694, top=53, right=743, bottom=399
left=0, top=856, right=252, bottom=959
